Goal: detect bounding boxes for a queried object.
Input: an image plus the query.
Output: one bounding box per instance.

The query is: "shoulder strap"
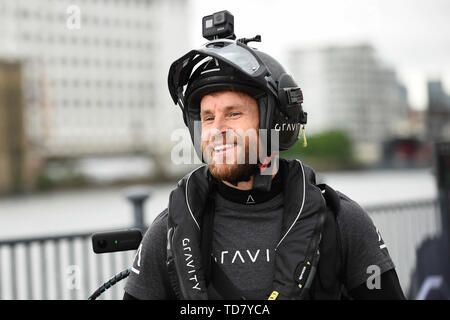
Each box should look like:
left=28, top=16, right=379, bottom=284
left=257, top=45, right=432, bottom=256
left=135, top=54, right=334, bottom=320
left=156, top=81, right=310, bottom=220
left=317, top=183, right=341, bottom=215
left=312, top=183, right=346, bottom=299
left=200, top=191, right=215, bottom=287
left=210, top=261, right=247, bottom=300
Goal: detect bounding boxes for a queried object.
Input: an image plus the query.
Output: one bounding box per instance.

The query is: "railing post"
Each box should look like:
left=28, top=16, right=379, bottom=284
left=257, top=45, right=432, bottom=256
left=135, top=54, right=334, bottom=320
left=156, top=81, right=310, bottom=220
left=123, top=185, right=151, bottom=232
left=40, top=241, right=47, bottom=300
left=10, top=244, right=17, bottom=300
left=54, top=239, right=62, bottom=299
left=25, top=243, right=33, bottom=299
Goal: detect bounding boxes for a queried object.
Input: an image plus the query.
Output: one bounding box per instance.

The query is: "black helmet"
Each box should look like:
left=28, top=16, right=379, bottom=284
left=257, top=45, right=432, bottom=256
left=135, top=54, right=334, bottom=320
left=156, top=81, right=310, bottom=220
left=168, top=38, right=307, bottom=161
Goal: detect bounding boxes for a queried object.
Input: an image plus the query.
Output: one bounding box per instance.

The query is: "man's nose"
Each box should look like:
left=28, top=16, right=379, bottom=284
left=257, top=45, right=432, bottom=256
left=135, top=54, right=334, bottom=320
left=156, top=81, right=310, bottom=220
left=207, top=115, right=233, bottom=145
left=212, top=114, right=228, bottom=133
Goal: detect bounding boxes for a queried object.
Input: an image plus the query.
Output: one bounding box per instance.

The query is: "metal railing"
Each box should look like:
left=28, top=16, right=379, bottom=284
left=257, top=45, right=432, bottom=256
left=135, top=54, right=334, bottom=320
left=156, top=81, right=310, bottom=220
left=364, top=199, right=441, bottom=297
left=0, top=197, right=441, bottom=299
left=0, top=230, right=142, bottom=300
left=0, top=185, right=150, bottom=300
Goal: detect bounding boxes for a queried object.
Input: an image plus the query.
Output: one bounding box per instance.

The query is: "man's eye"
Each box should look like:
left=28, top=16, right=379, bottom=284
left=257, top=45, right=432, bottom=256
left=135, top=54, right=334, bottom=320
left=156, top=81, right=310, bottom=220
left=204, top=116, right=214, bottom=121
left=230, top=112, right=241, bottom=117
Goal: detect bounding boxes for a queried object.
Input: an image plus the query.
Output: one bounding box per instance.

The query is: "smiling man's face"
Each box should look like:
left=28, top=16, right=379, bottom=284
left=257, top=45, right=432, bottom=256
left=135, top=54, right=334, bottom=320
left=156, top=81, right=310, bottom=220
left=200, top=90, right=260, bottom=183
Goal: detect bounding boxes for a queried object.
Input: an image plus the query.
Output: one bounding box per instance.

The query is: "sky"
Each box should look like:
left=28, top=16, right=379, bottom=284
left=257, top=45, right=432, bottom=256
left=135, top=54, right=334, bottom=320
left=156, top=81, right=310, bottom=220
left=188, top=0, right=450, bottom=111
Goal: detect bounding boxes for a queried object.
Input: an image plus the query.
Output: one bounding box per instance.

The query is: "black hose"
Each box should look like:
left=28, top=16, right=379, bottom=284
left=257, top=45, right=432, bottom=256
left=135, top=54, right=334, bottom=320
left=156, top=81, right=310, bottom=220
left=88, top=268, right=131, bottom=300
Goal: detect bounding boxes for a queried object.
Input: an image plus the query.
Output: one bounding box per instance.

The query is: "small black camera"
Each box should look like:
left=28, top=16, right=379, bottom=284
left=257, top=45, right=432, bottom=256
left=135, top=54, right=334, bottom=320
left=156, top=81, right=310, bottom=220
left=92, top=229, right=142, bottom=254
left=202, top=10, right=235, bottom=40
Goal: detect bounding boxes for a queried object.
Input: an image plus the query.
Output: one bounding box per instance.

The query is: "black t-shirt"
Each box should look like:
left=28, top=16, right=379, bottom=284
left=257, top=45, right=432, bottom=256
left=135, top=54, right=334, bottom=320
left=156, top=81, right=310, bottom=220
left=124, top=182, right=396, bottom=300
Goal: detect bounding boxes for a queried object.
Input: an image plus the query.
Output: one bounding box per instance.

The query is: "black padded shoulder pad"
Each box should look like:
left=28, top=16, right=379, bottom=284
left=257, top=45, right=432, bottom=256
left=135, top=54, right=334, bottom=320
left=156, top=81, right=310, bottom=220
left=310, top=183, right=345, bottom=299
left=317, top=184, right=341, bottom=216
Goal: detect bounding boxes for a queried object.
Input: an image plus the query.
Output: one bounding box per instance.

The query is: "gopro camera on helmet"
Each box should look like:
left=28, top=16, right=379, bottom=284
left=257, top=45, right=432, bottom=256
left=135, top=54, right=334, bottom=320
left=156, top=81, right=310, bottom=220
left=202, top=10, right=235, bottom=40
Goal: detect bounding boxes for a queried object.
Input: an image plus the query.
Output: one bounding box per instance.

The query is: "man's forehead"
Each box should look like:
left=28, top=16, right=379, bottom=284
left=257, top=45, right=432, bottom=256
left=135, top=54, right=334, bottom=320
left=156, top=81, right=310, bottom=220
left=200, top=91, right=256, bottom=112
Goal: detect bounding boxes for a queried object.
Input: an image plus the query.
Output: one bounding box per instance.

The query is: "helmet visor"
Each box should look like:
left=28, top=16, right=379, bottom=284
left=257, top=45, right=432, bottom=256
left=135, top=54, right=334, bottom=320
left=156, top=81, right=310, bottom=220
left=168, top=39, right=275, bottom=106
left=199, top=39, right=261, bottom=75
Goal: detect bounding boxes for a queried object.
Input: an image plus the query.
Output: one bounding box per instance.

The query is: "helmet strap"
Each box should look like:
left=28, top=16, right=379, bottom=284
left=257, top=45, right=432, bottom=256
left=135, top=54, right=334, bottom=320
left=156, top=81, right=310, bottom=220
left=252, top=167, right=274, bottom=192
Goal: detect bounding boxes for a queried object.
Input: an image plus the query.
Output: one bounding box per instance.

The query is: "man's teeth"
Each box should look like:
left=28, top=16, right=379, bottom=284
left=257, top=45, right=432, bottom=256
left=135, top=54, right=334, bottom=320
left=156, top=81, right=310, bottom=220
left=214, top=144, right=234, bottom=152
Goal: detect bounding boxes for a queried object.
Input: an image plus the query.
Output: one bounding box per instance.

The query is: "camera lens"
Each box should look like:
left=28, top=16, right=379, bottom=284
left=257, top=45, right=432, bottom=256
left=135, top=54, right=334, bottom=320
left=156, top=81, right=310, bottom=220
left=97, top=239, right=107, bottom=249
left=205, top=18, right=213, bottom=29
left=213, top=12, right=225, bottom=25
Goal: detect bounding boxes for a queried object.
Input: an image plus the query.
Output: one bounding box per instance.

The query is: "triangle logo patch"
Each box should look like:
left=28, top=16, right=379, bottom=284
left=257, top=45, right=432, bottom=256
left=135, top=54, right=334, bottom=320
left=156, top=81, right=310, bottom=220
left=246, top=194, right=255, bottom=205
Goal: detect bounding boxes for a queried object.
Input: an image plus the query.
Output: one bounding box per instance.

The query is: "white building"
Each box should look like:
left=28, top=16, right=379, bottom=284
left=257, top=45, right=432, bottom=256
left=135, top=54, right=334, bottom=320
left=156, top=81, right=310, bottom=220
left=288, top=44, right=410, bottom=164
left=0, top=0, right=191, bottom=176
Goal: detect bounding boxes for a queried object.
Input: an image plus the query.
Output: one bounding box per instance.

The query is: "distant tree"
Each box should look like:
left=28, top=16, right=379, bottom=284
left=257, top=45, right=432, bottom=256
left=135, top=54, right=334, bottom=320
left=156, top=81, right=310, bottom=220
left=280, top=130, right=359, bottom=171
